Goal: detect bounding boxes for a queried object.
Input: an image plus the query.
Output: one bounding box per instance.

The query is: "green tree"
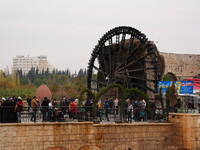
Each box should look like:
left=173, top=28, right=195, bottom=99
left=63, top=77, right=86, bottom=98
left=33, top=78, right=43, bottom=87
left=166, top=81, right=178, bottom=108
left=163, top=74, right=171, bottom=81
left=47, top=80, right=59, bottom=98
left=78, top=68, right=84, bottom=78
left=169, top=81, right=178, bottom=106
left=21, top=77, right=31, bottom=85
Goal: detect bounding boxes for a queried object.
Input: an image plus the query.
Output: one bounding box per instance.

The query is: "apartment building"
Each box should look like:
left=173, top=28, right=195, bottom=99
left=13, top=55, right=53, bottom=74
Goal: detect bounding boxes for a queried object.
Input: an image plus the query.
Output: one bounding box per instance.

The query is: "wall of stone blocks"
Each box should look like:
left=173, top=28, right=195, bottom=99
left=160, top=52, right=200, bottom=78
left=169, top=113, right=200, bottom=150
left=0, top=122, right=175, bottom=150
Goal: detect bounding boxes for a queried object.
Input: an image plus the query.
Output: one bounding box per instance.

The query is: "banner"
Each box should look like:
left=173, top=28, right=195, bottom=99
left=158, top=81, right=193, bottom=94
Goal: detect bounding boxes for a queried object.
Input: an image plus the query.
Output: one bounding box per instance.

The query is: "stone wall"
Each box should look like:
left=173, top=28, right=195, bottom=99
left=2, top=114, right=200, bottom=150
left=160, top=52, right=200, bottom=78
left=169, top=113, right=200, bottom=150
left=0, top=122, right=174, bottom=150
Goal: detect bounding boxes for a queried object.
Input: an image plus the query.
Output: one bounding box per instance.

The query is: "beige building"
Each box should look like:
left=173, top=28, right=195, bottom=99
left=13, top=55, right=53, bottom=74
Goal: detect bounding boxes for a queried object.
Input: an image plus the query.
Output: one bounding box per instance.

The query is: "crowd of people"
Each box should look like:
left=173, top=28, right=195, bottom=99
left=0, top=96, right=78, bottom=123
left=0, top=95, right=167, bottom=123
left=0, top=96, right=24, bottom=123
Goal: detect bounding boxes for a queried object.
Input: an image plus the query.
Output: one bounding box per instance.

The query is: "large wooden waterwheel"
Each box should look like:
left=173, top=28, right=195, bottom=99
left=87, top=26, right=162, bottom=95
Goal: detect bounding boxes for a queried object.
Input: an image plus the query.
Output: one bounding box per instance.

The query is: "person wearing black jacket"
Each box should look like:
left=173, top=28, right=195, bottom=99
left=84, top=99, right=92, bottom=121
left=1, top=98, right=17, bottom=123
left=41, top=97, right=50, bottom=121
left=26, top=96, right=32, bottom=112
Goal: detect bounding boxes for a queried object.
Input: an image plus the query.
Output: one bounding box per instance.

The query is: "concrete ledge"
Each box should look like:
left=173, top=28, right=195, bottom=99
left=0, top=121, right=93, bottom=126
left=0, top=121, right=172, bottom=127
left=169, top=113, right=200, bottom=116
left=93, top=122, right=172, bottom=127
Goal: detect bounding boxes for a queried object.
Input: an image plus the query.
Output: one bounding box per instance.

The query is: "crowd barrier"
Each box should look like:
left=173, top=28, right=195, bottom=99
left=0, top=105, right=170, bottom=123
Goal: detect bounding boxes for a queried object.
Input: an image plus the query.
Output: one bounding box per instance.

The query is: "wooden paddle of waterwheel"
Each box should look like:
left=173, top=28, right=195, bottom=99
left=87, top=26, right=163, bottom=98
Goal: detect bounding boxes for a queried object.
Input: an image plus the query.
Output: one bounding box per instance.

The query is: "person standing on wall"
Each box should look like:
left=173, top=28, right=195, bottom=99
left=60, top=97, right=67, bottom=115
left=69, top=99, right=77, bottom=120
left=30, top=96, right=38, bottom=122
left=104, top=98, right=110, bottom=121
left=84, top=99, right=92, bottom=121
left=114, top=97, right=119, bottom=116
left=41, top=97, right=50, bottom=122
left=14, top=97, right=24, bottom=123
left=26, top=96, right=32, bottom=112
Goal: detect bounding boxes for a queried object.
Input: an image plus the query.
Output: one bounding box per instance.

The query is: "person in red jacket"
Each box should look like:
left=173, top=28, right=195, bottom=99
left=69, top=99, right=76, bottom=119
left=14, top=97, right=24, bottom=123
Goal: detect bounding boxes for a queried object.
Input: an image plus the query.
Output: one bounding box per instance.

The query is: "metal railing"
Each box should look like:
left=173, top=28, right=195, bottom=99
left=0, top=106, right=169, bottom=123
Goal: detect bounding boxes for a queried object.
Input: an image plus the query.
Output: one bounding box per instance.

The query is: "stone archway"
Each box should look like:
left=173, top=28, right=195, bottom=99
left=163, top=72, right=178, bottom=81
left=79, top=145, right=103, bottom=150
left=111, top=144, right=136, bottom=150
left=164, top=146, right=178, bottom=150
left=45, top=147, right=64, bottom=150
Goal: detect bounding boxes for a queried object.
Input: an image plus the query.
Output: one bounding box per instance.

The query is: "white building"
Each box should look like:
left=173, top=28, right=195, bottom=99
left=13, top=55, right=53, bottom=75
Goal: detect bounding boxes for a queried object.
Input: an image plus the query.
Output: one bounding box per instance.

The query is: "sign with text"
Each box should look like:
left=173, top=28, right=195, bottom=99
left=158, top=81, right=193, bottom=94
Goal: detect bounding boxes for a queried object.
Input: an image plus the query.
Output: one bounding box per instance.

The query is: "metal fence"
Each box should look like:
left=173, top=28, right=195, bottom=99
left=0, top=106, right=169, bottom=123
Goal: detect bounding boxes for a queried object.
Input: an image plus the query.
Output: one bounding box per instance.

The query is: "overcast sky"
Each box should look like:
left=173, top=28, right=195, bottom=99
left=0, top=0, right=200, bottom=73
